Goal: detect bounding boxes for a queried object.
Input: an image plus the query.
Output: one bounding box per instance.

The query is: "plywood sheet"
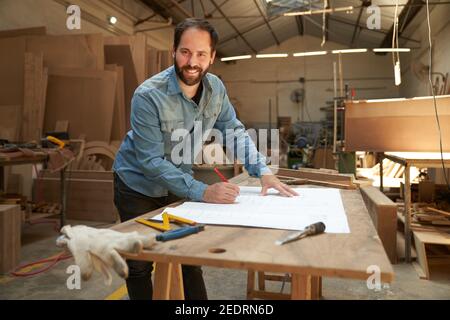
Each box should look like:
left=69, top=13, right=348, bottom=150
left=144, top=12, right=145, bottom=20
left=0, top=105, right=21, bottom=141
left=0, top=37, right=26, bottom=105
left=104, top=45, right=138, bottom=131
left=105, top=64, right=126, bottom=141
left=44, top=68, right=116, bottom=142
left=26, top=34, right=104, bottom=70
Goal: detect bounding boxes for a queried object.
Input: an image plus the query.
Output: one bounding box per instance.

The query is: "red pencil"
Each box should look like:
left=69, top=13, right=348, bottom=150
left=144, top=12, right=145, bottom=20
left=214, top=167, right=229, bottom=183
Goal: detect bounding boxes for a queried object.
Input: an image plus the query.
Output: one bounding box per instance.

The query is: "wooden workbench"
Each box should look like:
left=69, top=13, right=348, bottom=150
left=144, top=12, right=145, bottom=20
left=380, top=152, right=450, bottom=263
left=113, top=169, right=394, bottom=300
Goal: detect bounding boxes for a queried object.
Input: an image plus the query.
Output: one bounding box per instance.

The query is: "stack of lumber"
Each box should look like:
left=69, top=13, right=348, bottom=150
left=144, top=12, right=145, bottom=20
left=357, top=158, right=420, bottom=188
left=0, top=26, right=172, bottom=222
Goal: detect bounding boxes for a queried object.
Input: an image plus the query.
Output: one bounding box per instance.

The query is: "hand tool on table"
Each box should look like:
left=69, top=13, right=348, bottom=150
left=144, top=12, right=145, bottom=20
left=275, top=222, right=326, bottom=245
left=136, top=212, right=205, bottom=241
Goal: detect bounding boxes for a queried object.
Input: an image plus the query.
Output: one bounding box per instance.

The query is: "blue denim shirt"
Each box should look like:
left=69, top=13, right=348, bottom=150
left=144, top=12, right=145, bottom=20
left=113, top=66, right=270, bottom=201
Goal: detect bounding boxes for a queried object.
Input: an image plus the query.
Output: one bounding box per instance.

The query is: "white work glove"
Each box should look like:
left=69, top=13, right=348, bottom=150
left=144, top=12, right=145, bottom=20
left=56, top=225, right=156, bottom=285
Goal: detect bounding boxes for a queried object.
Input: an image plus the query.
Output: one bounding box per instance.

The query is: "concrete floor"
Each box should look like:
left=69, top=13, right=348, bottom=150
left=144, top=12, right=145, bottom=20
left=1, top=220, right=449, bottom=300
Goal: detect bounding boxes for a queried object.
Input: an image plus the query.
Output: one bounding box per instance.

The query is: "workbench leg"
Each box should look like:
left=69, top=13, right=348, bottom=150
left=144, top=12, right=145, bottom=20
left=257, top=271, right=266, bottom=291
left=59, top=167, right=67, bottom=228
left=246, top=270, right=255, bottom=299
left=404, top=164, right=411, bottom=263
left=153, top=262, right=172, bottom=300
left=310, top=276, right=321, bottom=300
left=169, top=263, right=185, bottom=300
left=379, top=154, right=384, bottom=192
left=291, top=274, right=312, bottom=300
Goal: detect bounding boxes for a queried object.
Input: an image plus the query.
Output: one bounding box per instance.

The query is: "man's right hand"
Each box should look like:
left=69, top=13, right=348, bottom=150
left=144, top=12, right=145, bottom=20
left=203, top=182, right=240, bottom=204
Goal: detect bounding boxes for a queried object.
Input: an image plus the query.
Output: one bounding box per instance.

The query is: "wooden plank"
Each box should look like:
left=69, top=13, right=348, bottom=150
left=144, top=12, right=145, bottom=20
left=0, top=205, right=21, bottom=274
left=104, top=35, right=147, bottom=83
left=0, top=105, right=21, bottom=141
left=104, top=45, right=139, bottom=132
left=345, top=97, right=450, bottom=152
left=153, top=262, right=172, bottom=300
left=44, top=68, right=117, bottom=142
left=413, top=232, right=430, bottom=279
left=146, top=46, right=160, bottom=78
left=360, top=185, right=398, bottom=263
left=105, top=65, right=126, bottom=141
left=0, top=37, right=26, bottom=105
left=0, top=26, right=46, bottom=38
left=23, top=52, right=45, bottom=142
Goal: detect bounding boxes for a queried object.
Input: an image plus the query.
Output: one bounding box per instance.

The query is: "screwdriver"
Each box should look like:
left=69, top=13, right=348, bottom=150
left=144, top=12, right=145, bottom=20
left=156, top=225, right=205, bottom=242
left=275, top=222, right=326, bottom=245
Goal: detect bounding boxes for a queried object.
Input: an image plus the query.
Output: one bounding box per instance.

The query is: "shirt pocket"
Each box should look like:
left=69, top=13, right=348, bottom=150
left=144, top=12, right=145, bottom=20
left=202, top=103, right=221, bottom=131
left=160, top=119, right=185, bottom=157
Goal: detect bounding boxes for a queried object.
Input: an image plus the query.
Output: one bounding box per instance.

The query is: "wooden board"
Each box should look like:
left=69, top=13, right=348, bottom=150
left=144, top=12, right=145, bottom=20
left=0, top=26, right=46, bottom=38
left=22, top=52, right=46, bottom=142
left=105, top=65, right=126, bottom=141
left=0, top=105, right=21, bottom=141
left=26, top=34, right=104, bottom=70
left=35, top=177, right=117, bottom=223
left=147, top=46, right=160, bottom=78
left=0, top=205, right=21, bottom=274
left=360, top=186, right=398, bottom=263
left=345, top=96, right=450, bottom=152
left=104, top=35, right=147, bottom=84
left=44, top=68, right=117, bottom=142
left=0, top=37, right=26, bottom=105
left=104, top=45, right=138, bottom=131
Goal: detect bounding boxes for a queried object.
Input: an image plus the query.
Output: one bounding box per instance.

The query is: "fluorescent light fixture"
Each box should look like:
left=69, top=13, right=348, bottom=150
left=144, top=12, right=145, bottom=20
left=220, top=55, right=252, bottom=62
left=256, top=53, right=289, bottom=58
left=332, top=48, right=368, bottom=54
left=373, top=48, right=411, bottom=52
left=366, top=98, right=407, bottom=103
left=284, top=6, right=353, bottom=16
left=293, top=51, right=327, bottom=57
left=108, top=16, right=117, bottom=25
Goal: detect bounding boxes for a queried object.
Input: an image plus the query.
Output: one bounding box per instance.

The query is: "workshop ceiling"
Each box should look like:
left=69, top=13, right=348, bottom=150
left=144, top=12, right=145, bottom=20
left=134, top=0, right=439, bottom=57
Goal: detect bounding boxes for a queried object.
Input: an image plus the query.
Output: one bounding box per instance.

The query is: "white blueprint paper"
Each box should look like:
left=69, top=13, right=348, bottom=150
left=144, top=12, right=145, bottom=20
left=152, top=186, right=350, bottom=233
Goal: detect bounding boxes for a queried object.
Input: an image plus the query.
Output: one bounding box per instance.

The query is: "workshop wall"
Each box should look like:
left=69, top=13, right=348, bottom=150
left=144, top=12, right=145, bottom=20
left=400, top=5, right=450, bottom=98
left=211, top=34, right=400, bottom=128
left=0, top=0, right=173, bottom=50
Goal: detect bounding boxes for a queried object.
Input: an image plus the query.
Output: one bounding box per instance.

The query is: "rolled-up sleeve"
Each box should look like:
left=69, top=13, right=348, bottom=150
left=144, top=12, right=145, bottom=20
left=213, top=87, right=271, bottom=177
left=131, top=92, right=208, bottom=201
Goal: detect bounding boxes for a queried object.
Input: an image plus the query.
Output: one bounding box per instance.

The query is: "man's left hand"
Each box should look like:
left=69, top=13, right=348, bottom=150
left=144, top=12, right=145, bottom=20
left=260, top=174, right=299, bottom=197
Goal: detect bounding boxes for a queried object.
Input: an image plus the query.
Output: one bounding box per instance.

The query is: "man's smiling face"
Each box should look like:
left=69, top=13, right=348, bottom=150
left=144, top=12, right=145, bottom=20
left=174, top=27, right=216, bottom=86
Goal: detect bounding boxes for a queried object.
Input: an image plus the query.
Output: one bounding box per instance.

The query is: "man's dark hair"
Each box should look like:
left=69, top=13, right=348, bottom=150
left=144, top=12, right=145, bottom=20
left=174, top=18, right=219, bottom=52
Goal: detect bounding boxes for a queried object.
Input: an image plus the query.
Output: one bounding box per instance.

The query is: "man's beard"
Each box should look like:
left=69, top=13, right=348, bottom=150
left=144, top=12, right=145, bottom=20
left=174, top=59, right=209, bottom=86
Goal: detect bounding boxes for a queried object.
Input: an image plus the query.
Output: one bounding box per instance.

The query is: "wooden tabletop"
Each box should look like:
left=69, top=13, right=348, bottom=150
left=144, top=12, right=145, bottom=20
left=384, top=152, right=450, bottom=168
left=113, top=173, right=394, bottom=283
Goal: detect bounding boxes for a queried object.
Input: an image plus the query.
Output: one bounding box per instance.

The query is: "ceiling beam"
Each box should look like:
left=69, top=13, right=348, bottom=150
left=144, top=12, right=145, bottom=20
left=295, top=16, right=304, bottom=36
left=218, top=15, right=283, bottom=47
left=253, top=0, right=280, bottom=46
left=350, top=5, right=364, bottom=46
left=379, top=0, right=424, bottom=48
left=210, top=0, right=257, bottom=53
left=329, top=16, right=420, bottom=44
